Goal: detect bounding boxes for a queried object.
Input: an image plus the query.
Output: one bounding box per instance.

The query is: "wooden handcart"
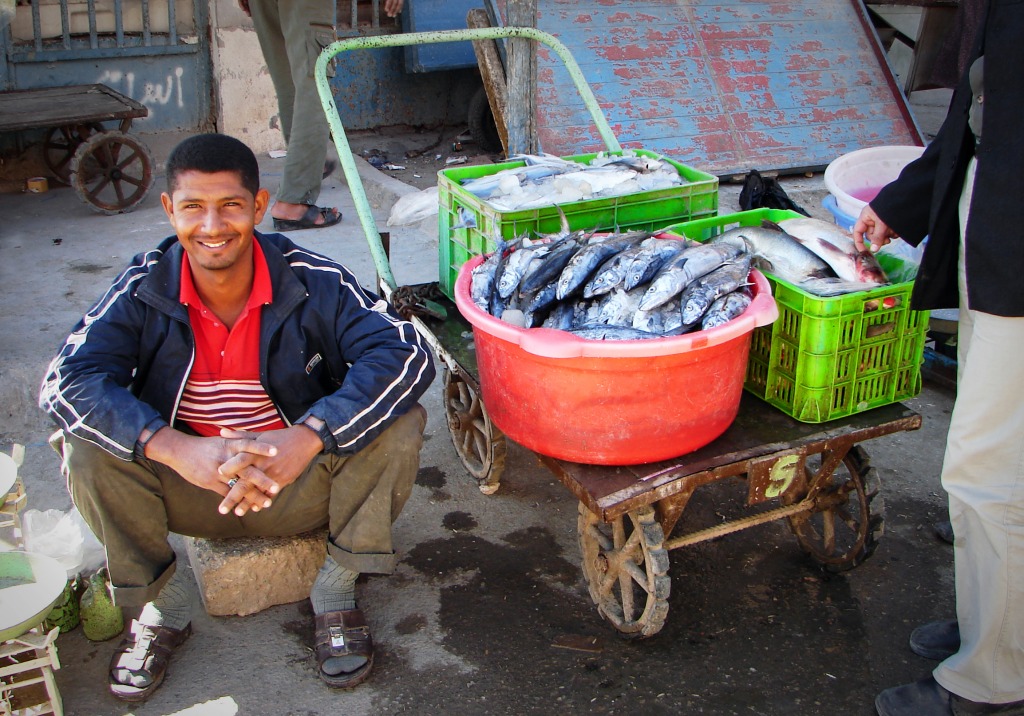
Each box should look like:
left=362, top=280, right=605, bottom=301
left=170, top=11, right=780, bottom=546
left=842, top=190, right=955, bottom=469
left=0, top=84, right=154, bottom=214
left=315, top=27, right=923, bottom=637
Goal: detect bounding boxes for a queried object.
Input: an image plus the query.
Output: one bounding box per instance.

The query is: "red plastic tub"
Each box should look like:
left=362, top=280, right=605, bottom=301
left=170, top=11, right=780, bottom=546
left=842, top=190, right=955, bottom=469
left=454, top=255, right=779, bottom=465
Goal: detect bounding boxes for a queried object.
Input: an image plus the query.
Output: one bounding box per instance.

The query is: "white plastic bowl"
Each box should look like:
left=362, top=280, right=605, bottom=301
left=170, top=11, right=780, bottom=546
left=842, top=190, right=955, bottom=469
left=824, top=145, right=925, bottom=218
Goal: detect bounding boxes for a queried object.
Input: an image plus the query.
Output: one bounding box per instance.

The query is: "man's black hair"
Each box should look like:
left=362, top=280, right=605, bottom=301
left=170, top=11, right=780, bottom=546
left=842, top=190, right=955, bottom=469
left=165, top=133, right=261, bottom=197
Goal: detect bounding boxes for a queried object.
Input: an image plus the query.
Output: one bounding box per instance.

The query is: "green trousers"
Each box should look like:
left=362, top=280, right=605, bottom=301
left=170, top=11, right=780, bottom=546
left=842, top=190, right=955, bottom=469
left=52, top=406, right=426, bottom=606
left=248, top=0, right=335, bottom=206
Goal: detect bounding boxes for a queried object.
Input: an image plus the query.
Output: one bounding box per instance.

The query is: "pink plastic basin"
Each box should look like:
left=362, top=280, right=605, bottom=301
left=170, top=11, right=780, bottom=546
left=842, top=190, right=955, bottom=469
left=454, top=256, right=778, bottom=465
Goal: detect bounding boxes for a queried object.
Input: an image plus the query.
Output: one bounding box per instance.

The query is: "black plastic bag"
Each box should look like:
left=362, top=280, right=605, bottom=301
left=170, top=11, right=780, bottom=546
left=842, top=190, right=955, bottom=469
left=738, top=169, right=810, bottom=216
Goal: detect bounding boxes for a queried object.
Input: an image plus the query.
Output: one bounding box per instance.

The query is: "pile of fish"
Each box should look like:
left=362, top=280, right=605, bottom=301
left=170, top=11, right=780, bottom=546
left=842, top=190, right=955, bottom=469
left=459, top=151, right=685, bottom=213
left=467, top=217, right=892, bottom=342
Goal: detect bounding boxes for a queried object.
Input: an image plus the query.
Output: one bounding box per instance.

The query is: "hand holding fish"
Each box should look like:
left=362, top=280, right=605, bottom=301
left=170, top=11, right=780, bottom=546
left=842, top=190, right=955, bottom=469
left=853, top=204, right=898, bottom=254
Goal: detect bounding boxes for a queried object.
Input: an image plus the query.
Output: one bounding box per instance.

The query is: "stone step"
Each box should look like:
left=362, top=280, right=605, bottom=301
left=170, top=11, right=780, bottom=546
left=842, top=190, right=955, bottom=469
left=184, top=529, right=327, bottom=616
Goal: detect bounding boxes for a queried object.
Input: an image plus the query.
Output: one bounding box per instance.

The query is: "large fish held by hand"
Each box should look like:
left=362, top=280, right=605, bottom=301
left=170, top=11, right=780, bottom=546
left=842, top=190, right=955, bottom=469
left=777, top=217, right=888, bottom=285
left=710, top=225, right=835, bottom=288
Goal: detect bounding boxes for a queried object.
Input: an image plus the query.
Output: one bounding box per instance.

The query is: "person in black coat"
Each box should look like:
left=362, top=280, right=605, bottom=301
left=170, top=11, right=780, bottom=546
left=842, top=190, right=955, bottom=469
left=854, top=1, right=1024, bottom=714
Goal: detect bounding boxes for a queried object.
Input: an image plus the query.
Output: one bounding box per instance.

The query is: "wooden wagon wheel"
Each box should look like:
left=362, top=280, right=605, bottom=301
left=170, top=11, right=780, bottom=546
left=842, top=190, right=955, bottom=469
left=787, top=445, right=884, bottom=572
left=441, top=365, right=506, bottom=494
left=578, top=503, right=671, bottom=638
left=69, top=131, right=154, bottom=214
left=43, top=123, right=105, bottom=183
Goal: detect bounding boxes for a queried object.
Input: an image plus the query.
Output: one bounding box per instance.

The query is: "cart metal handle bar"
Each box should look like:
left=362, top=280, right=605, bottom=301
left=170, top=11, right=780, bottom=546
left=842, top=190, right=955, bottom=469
left=314, top=26, right=621, bottom=291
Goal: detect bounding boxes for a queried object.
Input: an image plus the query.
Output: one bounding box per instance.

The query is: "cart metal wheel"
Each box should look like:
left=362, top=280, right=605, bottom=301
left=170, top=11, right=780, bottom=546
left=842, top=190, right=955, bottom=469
left=441, top=365, right=506, bottom=494
left=42, top=123, right=104, bottom=183
left=578, top=503, right=671, bottom=638
left=69, top=131, right=154, bottom=214
left=787, top=445, right=884, bottom=572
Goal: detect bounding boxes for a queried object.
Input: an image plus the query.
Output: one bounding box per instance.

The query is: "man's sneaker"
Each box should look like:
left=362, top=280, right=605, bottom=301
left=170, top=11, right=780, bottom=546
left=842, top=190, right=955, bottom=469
left=934, top=520, right=955, bottom=544
left=910, top=619, right=960, bottom=660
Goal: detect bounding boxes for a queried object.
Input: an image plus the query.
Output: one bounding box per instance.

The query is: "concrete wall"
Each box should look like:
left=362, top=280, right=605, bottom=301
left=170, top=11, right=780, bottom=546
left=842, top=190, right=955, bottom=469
left=208, top=0, right=281, bottom=155
left=205, top=1, right=483, bottom=155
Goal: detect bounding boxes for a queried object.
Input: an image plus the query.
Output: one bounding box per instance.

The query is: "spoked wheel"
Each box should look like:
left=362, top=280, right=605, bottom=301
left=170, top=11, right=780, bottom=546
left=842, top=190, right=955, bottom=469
left=787, top=445, right=884, bottom=572
left=578, top=503, right=671, bottom=638
left=70, top=131, right=154, bottom=214
left=441, top=365, right=506, bottom=494
left=42, top=123, right=104, bottom=183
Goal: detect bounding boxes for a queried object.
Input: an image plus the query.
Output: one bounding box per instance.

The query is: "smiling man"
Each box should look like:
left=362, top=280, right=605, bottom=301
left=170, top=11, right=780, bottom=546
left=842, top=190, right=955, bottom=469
left=40, top=133, right=435, bottom=701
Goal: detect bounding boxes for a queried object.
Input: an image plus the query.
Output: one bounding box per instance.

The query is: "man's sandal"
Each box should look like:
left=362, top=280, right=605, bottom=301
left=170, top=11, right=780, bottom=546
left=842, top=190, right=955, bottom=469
left=314, top=609, right=374, bottom=688
left=108, top=620, right=192, bottom=702
left=272, top=205, right=342, bottom=231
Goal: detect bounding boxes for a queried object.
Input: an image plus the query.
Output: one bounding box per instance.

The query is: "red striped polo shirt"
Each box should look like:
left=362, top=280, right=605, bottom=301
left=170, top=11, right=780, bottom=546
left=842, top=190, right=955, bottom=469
left=177, top=240, right=285, bottom=436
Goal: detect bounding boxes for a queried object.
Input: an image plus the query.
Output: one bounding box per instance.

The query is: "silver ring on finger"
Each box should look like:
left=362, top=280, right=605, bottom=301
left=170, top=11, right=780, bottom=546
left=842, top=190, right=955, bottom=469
left=227, top=478, right=239, bottom=488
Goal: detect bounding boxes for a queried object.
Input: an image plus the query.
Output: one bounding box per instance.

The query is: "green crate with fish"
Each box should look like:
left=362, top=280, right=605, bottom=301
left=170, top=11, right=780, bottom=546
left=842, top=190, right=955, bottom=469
left=664, top=208, right=929, bottom=423
left=437, top=149, right=718, bottom=300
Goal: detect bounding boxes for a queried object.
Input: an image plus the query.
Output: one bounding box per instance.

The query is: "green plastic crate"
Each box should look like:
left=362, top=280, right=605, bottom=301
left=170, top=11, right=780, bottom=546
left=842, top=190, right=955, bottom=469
left=665, top=209, right=929, bottom=423
left=437, top=149, right=718, bottom=299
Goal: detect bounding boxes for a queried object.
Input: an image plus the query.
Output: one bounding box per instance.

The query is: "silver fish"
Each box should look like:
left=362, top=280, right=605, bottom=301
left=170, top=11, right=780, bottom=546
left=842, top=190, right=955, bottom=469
left=556, top=232, right=650, bottom=300
left=526, top=280, right=560, bottom=314
left=542, top=301, right=576, bottom=331
left=777, top=217, right=888, bottom=285
left=711, top=226, right=834, bottom=287
left=496, top=241, right=550, bottom=299
left=570, top=324, right=663, bottom=341
left=582, top=239, right=657, bottom=298
left=632, top=298, right=682, bottom=334
left=795, top=277, right=889, bottom=297
left=519, top=234, right=583, bottom=294
left=597, top=286, right=646, bottom=327
left=702, top=290, right=753, bottom=330
left=622, top=238, right=689, bottom=291
left=679, top=255, right=753, bottom=326
left=469, top=238, right=508, bottom=310
left=638, top=242, right=743, bottom=312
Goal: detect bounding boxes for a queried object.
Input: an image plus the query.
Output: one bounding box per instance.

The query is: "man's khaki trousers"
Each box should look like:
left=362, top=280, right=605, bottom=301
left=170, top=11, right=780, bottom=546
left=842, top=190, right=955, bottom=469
left=52, top=406, right=426, bottom=607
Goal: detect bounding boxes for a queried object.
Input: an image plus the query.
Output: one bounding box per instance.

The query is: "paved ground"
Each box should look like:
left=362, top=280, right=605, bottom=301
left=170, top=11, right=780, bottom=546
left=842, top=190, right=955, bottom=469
left=0, top=96, right=962, bottom=716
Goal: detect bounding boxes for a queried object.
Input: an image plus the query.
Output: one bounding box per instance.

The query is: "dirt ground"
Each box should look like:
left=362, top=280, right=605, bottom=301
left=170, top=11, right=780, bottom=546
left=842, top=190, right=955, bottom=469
left=346, top=124, right=502, bottom=192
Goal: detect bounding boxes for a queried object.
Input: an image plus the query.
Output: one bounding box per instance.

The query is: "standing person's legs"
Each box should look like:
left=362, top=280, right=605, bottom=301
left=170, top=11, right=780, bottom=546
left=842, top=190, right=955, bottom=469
left=933, top=159, right=1024, bottom=704
left=248, top=0, right=294, bottom=143
left=274, top=0, right=333, bottom=207
left=249, top=0, right=338, bottom=228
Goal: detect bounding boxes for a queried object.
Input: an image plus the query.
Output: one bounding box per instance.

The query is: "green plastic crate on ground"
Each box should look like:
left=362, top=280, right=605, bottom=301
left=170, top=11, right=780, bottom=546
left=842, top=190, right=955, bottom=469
left=437, top=149, right=718, bottom=299
left=663, top=209, right=929, bottom=423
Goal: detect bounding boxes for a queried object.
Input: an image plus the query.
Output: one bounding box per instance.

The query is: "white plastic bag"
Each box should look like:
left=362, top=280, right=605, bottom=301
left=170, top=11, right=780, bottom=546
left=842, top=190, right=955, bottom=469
left=387, top=186, right=439, bottom=226
left=23, top=507, right=106, bottom=578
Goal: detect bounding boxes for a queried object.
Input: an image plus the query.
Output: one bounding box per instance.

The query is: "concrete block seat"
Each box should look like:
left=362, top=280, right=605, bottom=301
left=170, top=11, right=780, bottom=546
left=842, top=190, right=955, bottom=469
left=184, top=529, right=327, bottom=617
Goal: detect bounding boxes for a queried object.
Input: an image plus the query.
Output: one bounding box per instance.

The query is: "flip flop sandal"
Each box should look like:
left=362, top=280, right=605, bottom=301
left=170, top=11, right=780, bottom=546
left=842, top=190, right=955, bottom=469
left=108, top=620, right=192, bottom=702
left=314, top=609, right=374, bottom=688
left=272, top=205, right=343, bottom=232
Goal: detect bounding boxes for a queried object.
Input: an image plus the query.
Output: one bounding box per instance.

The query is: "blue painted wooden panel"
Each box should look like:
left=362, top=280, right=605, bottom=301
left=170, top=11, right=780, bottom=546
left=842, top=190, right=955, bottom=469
left=8, top=53, right=209, bottom=131
left=491, top=0, right=923, bottom=176
left=329, top=46, right=478, bottom=129
left=401, top=0, right=481, bottom=72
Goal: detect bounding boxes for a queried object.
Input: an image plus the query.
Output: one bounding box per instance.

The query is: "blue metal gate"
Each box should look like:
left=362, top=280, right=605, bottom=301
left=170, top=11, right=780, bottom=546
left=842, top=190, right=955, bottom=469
left=0, top=0, right=211, bottom=131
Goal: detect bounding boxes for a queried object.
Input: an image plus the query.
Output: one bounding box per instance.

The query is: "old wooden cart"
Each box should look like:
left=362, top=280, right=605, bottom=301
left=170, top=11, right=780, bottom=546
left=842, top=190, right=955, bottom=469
left=315, top=27, right=923, bottom=637
left=0, top=84, right=154, bottom=214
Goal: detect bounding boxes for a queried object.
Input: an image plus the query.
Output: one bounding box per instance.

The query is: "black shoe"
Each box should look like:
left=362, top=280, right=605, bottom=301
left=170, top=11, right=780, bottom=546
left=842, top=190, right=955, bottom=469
left=911, top=619, right=960, bottom=660
left=876, top=675, right=1024, bottom=716
left=935, top=520, right=955, bottom=544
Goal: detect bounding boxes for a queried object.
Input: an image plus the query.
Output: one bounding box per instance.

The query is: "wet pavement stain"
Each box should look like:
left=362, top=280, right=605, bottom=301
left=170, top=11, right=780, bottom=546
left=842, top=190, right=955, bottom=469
left=394, top=613, right=428, bottom=635
left=415, top=466, right=446, bottom=489
left=68, top=262, right=113, bottom=274
left=441, top=510, right=477, bottom=532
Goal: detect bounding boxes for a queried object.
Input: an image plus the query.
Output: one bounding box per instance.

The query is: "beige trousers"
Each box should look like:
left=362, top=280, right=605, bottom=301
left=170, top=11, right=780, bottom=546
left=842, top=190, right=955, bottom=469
left=932, top=157, right=1024, bottom=703
left=53, top=406, right=426, bottom=607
